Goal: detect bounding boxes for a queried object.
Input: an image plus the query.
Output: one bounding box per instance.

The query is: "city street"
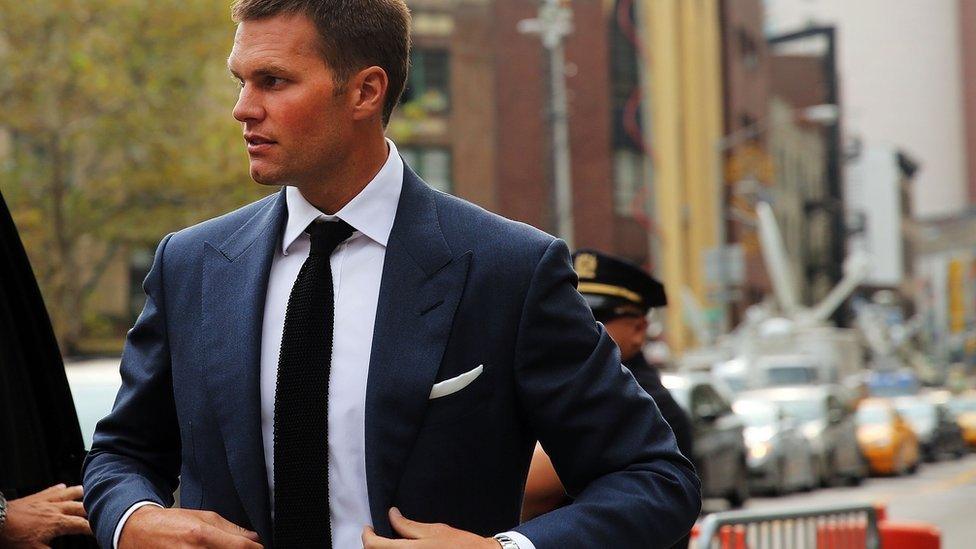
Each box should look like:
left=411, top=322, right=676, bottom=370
left=709, top=454, right=976, bottom=548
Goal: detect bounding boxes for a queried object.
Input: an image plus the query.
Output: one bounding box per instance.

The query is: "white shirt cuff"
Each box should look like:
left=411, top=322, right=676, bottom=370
left=113, top=501, right=163, bottom=549
left=499, top=530, right=536, bottom=549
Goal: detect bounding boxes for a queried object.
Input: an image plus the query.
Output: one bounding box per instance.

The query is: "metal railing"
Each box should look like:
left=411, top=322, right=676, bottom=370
left=695, top=503, right=881, bottom=549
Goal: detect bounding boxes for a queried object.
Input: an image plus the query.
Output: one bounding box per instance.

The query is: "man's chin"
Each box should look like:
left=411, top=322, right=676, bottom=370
left=249, top=165, right=284, bottom=186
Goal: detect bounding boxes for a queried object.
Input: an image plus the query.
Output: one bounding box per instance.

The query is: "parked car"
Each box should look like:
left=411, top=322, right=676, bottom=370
left=0, top=193, right=98, bottom=548
left=947, top=392, right=976, bottom=449
left=756, top=354, right=833, bottom=387
left=732, top=396, right=818, bottom=495
left=856, top=398, right=921, bottom=476
left=756, top=385, right=867, bottom=486
left=662, top=373, right=750, bottom=508
left=893, top=396, right=966, bottom=461
left=63, top=358, right=123, bottom=449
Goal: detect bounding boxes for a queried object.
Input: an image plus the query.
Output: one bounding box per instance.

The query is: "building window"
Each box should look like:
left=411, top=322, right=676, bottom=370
left=613, top=149, right=647, bottom=216
left=402, top=48, right=450, bottom=113
left=400, top=147, right=452, bottom=193
left=609, top=0, right=642, bottom=150
left=738, top=28, right=759, bottom=70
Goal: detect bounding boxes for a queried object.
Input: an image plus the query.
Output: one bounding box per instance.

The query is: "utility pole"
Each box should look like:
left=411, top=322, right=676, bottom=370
left=518, top=0, right=575, bottom=248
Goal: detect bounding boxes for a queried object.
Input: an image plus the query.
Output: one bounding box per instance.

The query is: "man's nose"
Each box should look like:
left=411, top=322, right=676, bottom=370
left=233, top=86, right=264, bottom=123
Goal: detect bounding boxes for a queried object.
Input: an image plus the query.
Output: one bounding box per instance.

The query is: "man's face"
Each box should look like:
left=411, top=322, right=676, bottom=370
left=603, top=315, right=647, bottom=362
left=228, top=13, right=353, bottom=187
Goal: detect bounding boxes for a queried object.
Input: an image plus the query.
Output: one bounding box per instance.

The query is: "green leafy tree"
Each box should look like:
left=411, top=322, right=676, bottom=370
left=0, top=0, right=269, bottom=354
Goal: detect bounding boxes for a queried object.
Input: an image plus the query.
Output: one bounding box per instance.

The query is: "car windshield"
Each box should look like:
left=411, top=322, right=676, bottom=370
left=765, top=366, right=818, bottom=386
left=857, top=405, right=891, bottom=425
left=733, top=400, right=777, bottom=427
left=668, top=386, right=690, bottom=411
left=948, top=398, right=976, bottom=414
left=895, top=401, right=934, bottom=422
left=774, top=397, right=823, bottom=422
left=717, top=375, right=748, bottom=393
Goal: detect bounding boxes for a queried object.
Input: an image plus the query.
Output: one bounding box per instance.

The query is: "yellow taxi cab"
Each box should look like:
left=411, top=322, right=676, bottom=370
left=855, top=398, right=920, bottom=475
left=947, top=392, right=976, bottom=448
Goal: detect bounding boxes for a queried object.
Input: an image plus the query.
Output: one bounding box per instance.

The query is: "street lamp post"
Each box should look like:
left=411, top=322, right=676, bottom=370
left=518, top=0, right=575, bottom=248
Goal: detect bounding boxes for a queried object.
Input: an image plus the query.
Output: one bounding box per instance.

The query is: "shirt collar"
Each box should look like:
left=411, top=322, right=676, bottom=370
left=282, top=139, right=403, bottom=255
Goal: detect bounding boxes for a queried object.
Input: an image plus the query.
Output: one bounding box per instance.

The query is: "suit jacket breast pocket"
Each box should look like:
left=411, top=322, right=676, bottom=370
left=422, top=365, right=493, bottom=428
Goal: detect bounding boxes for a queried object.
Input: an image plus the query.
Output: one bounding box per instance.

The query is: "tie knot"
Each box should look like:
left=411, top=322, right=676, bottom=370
left=306, top=219, right=355, bottom=256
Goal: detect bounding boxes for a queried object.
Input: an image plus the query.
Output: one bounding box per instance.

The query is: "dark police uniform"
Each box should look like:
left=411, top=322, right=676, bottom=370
left=572, top=250, right=695, bottom=549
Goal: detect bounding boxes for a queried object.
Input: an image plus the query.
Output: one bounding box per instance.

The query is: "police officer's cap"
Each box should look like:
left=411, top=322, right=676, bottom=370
left=571, top=249, right=666, bottom=320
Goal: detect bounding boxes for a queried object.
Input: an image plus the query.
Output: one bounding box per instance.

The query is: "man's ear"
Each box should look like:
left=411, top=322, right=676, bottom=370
left=350, top=66, right=388, bottom=122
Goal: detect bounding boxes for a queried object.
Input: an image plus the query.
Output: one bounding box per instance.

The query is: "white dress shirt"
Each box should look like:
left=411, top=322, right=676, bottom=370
left=114, top=139, right=533, bottom=549
left=258, top=142, right=402, bottom=547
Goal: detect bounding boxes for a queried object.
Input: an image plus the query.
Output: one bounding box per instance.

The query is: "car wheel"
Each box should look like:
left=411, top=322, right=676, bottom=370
left=727, top=458, right=750, bottom=509
left=908, top=450, right=920, bottom=474
left=772, top=458, right=787, bottom=496
left=802, top=455, right=818, bottom=491
left=954, top=440, right=968, bottom=459
left=893, top=448, right=903, bottom=476
left=852, top=453, right=869, bottom=485
left=824, top=453, right=842, bottom=487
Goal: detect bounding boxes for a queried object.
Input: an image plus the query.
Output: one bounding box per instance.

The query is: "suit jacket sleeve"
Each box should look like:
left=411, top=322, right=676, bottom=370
left=82, top=233, right=181, bottom=549
left=512, top=239, right=701, bottom=548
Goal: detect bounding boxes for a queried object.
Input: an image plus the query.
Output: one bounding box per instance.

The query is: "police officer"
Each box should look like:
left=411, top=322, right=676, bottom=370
left=522, top=250, right=694, bottom=548
left=571, top=249, right=693, bottom=459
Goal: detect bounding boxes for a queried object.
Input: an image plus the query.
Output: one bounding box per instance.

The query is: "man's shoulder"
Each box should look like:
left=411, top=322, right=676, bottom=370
left=429, top=188, right=555, bottom=261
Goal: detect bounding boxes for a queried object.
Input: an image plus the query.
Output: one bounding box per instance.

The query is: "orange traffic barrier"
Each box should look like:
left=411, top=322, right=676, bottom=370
left=691, top=502, right=939, bottom=548
left=816, top=520, right=868, bottom=548
left=879, top=522, right=941, bottom=549
left=690, top=524, right=748, bottom=548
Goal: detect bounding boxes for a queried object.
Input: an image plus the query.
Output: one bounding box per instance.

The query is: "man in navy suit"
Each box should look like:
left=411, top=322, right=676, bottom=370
left=82, top=1, right=700, bottom=548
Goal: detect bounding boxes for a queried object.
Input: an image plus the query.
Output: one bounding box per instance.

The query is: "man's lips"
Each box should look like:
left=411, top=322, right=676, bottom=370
left=244, top=134, right=277, bottom=153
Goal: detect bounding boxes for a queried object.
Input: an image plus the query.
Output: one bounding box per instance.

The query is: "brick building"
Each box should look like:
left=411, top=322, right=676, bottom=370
left=392, top=0, right=652, bottom=265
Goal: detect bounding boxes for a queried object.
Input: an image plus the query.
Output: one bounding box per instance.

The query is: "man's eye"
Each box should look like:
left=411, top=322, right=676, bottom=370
left=264, top=76, right=285, bottom=88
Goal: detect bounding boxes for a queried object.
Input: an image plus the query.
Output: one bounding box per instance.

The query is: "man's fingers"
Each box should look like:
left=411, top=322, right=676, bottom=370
left=362, top=526, right=409, bottom=548
left=199, top=511, right=261, bottom=541
left=59, top=500, right=88, bottom=517
left=200, top=525, right=264, bottom=549
left=32, top=483, right=68, bottom=499
left=51, top=484, right=84, bottom=502
left=59, top=515, right=93, bottom=536
left=388, top=507, right=440, bottom=540
left=58, top=486, right=85, bottom=501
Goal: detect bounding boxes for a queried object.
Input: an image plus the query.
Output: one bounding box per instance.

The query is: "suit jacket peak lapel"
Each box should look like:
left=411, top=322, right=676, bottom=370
left=211, top=190, right=285, bottom=262
left=391, top=168, right=454, bottom=277
left=364, top=168, right=471, bottom=534
left=201, top=189, right=286, bottom=542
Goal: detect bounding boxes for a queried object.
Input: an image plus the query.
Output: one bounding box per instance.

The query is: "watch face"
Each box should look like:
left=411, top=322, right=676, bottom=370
left=494, top=536, right=518, bottom=549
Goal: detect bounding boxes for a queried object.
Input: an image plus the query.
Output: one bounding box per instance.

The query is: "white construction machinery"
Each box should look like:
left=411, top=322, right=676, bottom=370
left=679, top=202, right=871, bottom=394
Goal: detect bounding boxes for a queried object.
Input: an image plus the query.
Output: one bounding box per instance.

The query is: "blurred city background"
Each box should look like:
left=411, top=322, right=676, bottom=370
left=3, top=0, right=976, bottom=544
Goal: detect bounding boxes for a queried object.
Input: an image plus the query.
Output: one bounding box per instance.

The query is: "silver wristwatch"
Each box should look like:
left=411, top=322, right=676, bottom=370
left=493, top=534, right=519, bottom=549
left=0, top=491, right=7, bottom=532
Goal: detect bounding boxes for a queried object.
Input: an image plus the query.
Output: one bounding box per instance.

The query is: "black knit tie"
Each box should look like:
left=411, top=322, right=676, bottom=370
left=273, top=219, right=355, bottom=549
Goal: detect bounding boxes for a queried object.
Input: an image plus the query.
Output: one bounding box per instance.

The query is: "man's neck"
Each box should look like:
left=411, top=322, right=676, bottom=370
left=299, top=134, right=389, bottom=214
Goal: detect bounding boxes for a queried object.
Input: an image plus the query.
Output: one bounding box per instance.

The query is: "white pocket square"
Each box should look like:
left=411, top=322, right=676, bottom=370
left=429, top=365, right=484, bottom=400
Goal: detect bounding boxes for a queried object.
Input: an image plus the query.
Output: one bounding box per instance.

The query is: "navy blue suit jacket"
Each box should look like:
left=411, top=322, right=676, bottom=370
left=83, top=168, right=700, bottom=548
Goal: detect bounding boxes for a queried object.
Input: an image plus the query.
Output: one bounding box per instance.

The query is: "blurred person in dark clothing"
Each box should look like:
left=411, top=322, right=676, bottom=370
left=523, top=250, right=694, bottom=548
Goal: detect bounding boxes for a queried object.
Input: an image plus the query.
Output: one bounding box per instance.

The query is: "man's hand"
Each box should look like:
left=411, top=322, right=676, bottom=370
left=0, top=483, right=91, bottom=548
left=361, top=508, right=500, bottom=548
left=119, top=506, right=262, bottom=549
